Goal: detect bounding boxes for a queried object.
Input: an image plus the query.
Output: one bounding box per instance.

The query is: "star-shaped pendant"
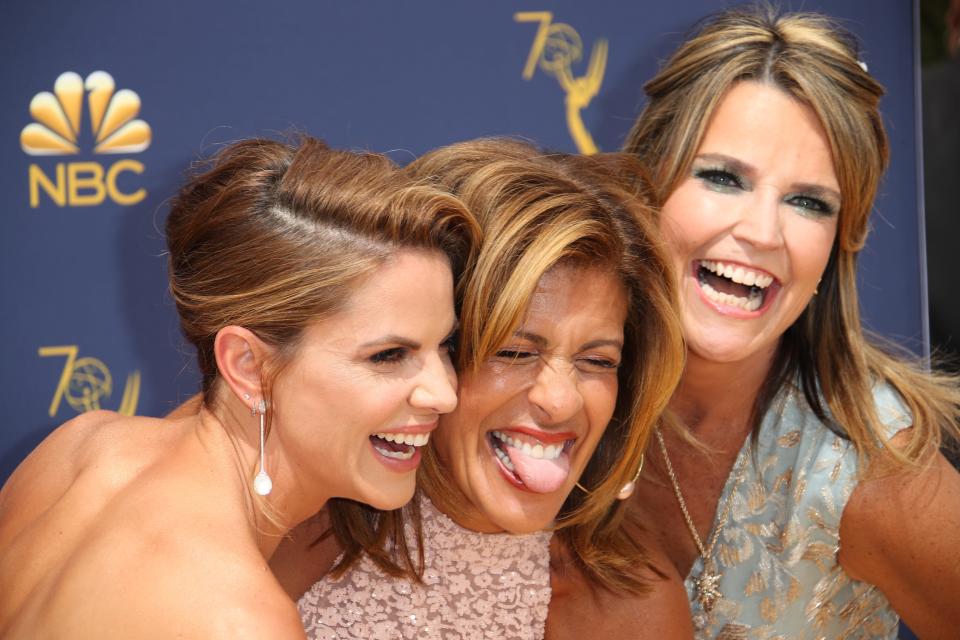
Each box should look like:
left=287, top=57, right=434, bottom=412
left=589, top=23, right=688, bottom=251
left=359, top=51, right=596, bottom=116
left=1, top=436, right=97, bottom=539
left=695, top=569, right=722, bottom=612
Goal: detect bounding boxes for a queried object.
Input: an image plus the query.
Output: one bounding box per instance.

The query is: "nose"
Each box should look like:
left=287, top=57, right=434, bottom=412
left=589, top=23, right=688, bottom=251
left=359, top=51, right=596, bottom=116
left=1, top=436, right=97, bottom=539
left=528, top=358, right=584, bottom=425
left=731, top=189, right=785, bottom=251
left=409, top=351, right=458, bottom=414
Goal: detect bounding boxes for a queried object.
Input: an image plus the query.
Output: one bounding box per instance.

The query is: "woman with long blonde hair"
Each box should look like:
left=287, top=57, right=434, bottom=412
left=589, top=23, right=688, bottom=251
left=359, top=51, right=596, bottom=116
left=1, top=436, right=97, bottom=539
left=621, top=6, right=960, bottom=638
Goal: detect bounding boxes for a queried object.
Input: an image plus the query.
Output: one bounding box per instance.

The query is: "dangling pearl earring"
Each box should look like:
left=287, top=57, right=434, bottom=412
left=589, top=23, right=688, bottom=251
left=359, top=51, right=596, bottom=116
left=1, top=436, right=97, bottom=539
left=252, top=399, right=272, bottom=496
left=616, top=454, right=644, bottom=500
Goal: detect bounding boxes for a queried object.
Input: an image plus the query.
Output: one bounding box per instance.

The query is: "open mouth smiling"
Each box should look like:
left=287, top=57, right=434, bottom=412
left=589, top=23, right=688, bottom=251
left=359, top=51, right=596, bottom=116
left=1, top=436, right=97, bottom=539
left=370, top=431, right=431, bottom=461
left=487, top=429, right=576, bottom=494
left=695, top=259, right=779, bottom=313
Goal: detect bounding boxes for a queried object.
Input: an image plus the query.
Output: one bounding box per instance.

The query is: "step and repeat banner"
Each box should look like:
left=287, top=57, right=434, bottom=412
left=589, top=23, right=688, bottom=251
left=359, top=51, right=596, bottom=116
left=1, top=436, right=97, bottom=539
left=0, top=0, right=924, bottom=481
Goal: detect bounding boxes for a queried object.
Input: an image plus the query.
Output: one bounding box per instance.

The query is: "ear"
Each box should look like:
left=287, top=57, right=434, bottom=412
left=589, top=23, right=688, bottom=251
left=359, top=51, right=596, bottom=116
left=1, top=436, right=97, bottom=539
left=214, top=326, right=273, bottom=407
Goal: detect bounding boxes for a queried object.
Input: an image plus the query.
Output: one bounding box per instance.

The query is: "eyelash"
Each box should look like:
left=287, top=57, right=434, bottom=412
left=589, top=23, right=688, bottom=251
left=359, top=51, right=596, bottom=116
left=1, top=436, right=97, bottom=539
left=787, top=195, right=834, bottom=216
left=441, top=334, right=458, bottom=355
left=695, top=168, right=743, bottom=190
left=369, top=347, right=407, bottom=364
left=494, top=350, right=619, bottom=371
left=694, top=168, right=835, bottom=217
left=370, top=332, right=459, bottom=365
left=495, top=349, right=535, bottom=361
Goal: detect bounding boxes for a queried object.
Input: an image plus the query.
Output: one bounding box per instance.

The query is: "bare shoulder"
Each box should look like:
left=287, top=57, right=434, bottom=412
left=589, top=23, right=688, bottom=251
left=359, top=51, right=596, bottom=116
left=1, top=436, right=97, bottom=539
left=97, top=524, right=306, bottom=639
left=270, top=509, right=342, bottom=601
left=839, top=429, right=960, bottom=639
left=187, top=578, right=306, bottom=640
left=0, top=412, right=178, bottom=526
left=545, top=532, right=693, bottom=640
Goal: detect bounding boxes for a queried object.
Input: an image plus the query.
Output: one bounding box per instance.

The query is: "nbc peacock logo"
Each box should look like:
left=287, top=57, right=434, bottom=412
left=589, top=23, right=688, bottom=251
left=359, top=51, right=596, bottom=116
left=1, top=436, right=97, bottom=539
left=21, top=71, right=150, bottom=208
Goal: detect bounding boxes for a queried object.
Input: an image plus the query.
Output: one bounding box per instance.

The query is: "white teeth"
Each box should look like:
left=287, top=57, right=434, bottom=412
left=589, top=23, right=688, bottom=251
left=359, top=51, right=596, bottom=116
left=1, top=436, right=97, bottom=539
left=701, top=281, right=762, bottom=312
left=373, top=444, right=416, bottom=460
left=490, top=431, right=563, bottom=460
left=373, top=432, right=430, bottom=447
left=493, top=443, right=516, bottom=471
left=700, top=260, right=774, bottom=289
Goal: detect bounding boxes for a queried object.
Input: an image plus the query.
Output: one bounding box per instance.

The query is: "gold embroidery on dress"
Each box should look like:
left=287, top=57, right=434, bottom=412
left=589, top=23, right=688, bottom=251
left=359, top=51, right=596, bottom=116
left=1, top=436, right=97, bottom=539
left=778, top=430, right=801, bottom=447
left=717, top=623, right=750, bottom=639
left=745, top=571, right=766, bottom=596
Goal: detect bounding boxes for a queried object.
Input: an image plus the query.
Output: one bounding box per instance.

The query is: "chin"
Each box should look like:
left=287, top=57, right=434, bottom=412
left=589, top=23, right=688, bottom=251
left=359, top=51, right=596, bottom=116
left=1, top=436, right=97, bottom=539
left=478, top=480, right=566, bottom=534
left=353, top=478, right=416, bottom=511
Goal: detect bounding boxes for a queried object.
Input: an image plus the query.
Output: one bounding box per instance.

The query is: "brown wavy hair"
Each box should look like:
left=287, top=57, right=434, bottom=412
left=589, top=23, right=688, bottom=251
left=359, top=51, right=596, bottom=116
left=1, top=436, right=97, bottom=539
left=326, top=138, right=684, bottom=593
left=624, top=5, right=960, bottom=469
left=165, top=136, right=479, bottom=508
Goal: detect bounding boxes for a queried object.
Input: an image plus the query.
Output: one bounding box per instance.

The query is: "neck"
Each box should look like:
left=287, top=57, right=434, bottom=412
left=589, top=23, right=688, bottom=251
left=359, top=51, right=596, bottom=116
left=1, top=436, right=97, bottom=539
left=197, top=400, right=330, bottom=559
left=670, top=342, right=778, bottom=446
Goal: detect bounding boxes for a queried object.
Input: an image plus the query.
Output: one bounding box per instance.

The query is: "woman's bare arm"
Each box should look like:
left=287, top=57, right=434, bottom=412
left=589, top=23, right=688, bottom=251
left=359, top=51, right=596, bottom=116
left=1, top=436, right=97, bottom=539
left=839, top=431, right=960, bottom=640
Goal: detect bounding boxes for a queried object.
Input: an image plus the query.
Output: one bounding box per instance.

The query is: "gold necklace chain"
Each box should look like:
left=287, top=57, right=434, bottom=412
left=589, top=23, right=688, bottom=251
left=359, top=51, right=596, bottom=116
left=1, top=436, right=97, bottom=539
left=654, top=426, right=748, bottom=613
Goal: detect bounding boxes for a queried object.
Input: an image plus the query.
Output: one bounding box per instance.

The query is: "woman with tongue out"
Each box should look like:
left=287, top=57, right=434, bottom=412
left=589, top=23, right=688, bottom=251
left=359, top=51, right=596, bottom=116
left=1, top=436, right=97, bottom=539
left=272, top=138, right=693, bottom=639
left=613, top=6, right=960, bottom=639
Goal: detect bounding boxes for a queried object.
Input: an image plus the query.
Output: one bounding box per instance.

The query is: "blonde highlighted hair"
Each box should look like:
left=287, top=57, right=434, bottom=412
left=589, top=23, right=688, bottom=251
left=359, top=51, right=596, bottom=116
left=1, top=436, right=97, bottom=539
left=327, top=138, right=684, bottom=593
left=624, top=5, right=960, bottom=469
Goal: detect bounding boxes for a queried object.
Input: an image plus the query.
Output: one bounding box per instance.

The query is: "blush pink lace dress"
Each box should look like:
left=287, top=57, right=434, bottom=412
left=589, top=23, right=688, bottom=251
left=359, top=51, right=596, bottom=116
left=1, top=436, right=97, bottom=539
left=297, top=496, right=552, bottom=640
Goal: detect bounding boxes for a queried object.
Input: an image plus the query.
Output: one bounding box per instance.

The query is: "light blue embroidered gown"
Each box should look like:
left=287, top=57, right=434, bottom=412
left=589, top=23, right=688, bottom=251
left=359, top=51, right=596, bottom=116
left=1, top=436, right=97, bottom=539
left=686, top=383, right=911, bottom=639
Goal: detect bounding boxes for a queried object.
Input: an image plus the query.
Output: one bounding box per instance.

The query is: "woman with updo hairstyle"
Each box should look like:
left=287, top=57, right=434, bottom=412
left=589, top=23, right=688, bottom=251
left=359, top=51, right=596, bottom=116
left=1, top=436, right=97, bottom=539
left=617, top=6, right=960, bottom=638
left=272, top=138, right=694, bottom=639
left=0, top=136, right=478, bottom=638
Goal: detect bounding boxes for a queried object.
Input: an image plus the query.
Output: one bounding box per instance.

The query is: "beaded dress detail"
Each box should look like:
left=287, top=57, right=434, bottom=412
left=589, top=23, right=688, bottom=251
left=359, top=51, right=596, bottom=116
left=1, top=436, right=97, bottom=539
left=685, top=383, right=911, bottom=639
left=298, top=495, right=552, bottom=640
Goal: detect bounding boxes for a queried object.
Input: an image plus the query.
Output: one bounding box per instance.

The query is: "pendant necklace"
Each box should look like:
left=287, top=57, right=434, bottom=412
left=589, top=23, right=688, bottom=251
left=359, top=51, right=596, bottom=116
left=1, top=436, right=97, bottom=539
left=654, top=427, right=748, bottom=613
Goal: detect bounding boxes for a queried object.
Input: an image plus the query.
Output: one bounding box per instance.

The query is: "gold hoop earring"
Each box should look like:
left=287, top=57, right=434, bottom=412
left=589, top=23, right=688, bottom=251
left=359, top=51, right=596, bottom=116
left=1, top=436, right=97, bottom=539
left=616, top=454, right=644, bottom=500
left=574, top=454, right=645, bottom=500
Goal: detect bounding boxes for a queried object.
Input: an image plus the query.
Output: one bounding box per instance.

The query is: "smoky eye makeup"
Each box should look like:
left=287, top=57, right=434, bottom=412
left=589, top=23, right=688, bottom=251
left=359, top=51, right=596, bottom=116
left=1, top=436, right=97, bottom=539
left=785, top=192, right=839, bottom=217
left=692, top=163, right=750, bottom=192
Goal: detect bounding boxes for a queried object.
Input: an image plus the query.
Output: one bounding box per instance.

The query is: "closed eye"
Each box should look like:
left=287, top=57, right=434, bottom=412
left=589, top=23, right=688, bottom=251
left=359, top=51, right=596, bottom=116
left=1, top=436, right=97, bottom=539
left=579, top=357, right=619, bottom=370
left=494, top=349, right=537, bottom=361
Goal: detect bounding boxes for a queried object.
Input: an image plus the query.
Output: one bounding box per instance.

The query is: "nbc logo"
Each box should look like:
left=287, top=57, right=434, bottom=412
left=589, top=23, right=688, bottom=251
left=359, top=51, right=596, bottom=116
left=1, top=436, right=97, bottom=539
left=21, top=71, right=150, bottom=208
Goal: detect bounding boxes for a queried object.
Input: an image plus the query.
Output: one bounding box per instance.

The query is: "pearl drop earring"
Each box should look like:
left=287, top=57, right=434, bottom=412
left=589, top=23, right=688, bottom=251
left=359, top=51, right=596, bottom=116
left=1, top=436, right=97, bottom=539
left=252, top=399, right=272, bottom=496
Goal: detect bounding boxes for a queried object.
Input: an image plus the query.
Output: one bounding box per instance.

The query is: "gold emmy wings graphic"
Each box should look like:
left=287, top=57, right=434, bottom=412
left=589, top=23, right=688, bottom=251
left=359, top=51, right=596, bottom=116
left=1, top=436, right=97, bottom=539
left=39, top=346, right=140, bottom=417
left=515, top=12, right=607, bottom=155
left=20, top=71, right=151, bottom=156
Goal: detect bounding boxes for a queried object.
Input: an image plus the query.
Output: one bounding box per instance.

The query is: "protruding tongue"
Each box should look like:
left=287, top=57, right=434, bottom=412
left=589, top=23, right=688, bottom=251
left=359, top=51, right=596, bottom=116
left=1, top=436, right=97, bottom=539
left=505, top=443, right=570, bottom=493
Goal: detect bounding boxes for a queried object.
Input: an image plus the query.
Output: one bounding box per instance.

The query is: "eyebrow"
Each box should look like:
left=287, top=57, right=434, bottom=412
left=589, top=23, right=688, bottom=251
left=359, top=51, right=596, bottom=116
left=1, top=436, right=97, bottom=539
left=360, top=335, right=421, bottom=350
left=512, top=330, right=624, bottom=351
left=695, top=153, right=842, bottom=203
left=359, top=320, right=459, bottom=351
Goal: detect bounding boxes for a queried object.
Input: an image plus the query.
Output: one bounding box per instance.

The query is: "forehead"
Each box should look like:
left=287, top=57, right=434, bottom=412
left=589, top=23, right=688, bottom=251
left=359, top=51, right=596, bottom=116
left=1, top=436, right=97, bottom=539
left=697, top=81, right=839, bottom=189
left=521, top=264, right=627, bottom=334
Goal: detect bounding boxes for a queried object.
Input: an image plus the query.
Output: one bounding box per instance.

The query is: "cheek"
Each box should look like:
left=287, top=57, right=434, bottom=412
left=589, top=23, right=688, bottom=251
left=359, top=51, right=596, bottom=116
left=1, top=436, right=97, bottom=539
left=788, top=219, right=837, bottom=276
left=582, top=377, right=619, bottom=442
left=660, top=189, right=719, bottom=260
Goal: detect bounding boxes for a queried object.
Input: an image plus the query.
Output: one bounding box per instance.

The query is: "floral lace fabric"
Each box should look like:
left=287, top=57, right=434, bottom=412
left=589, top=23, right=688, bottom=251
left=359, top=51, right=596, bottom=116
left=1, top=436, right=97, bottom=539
left=298, top=496, right=552, bottom=640
left=686, top=383, right=911, bottom=639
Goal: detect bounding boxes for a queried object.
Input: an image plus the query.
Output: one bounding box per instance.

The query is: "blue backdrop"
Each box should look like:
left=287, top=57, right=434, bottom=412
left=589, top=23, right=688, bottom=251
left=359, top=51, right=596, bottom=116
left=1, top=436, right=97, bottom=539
left=0, top=0, right=925, bottom=486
